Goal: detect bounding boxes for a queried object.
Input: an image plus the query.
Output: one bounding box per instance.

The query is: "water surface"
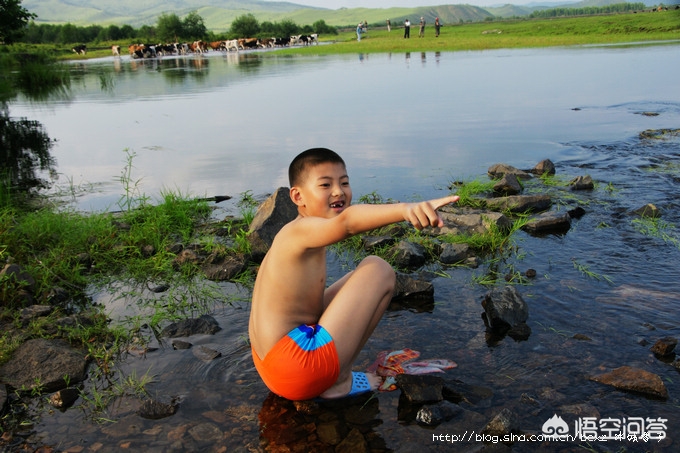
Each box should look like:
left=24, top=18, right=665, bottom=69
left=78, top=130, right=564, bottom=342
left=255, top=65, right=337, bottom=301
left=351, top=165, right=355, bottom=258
left=7, top=43, right=680, bottom=452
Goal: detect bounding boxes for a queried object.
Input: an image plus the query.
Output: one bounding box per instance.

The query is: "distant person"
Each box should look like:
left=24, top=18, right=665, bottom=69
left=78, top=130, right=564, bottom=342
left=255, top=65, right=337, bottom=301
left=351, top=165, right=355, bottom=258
left=419, top=17, right=426, bottom=38
left=435, top=17, right=441, bottom=37
left=386, top=19, right=391, bottom=32
left=404, top=19, right=411, bottom=38
left=363, top=20, right=368, bottom=33
left=357, top=23, right=362, bottom=41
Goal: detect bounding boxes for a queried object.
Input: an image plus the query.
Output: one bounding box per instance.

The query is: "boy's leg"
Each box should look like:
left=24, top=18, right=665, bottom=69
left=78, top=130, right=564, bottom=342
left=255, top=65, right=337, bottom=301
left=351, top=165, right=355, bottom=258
left=318, top=256, right=395, bottom=397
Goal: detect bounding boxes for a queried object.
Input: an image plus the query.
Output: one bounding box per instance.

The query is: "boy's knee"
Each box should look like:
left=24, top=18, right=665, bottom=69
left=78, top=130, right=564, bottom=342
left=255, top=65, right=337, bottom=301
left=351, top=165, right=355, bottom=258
left=362, top=255, right=396, bottom=290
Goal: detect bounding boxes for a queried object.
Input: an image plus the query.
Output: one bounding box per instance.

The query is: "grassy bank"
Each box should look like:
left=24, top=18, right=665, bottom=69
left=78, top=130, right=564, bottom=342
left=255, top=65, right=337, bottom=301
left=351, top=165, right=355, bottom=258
left=280, top=10, right=680, bottom=55
left=14, top=10, right=679, bottom=60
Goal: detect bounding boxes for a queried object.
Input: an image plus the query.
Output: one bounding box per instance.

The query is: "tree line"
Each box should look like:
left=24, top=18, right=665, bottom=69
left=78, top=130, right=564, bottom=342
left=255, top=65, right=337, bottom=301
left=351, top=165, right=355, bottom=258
left=14, top=11, right=337, bottom=46
left=528, top=2, right=646, bottom=18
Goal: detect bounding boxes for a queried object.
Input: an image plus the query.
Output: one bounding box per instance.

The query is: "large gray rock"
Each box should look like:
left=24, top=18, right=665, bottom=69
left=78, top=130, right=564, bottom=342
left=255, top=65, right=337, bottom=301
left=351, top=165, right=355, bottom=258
left=522, top=211, right=571, bottom=235
left=0, top=338, right=89, bottom=392
left=389, top=241, right=427, bottom=270
left=484, top=195, right=552, bottom=214
left=493, top=173, right=522, bottom=196
left=247, top=187, right=298, bottom=261
left=160, top=314, right=221, bottom=338
left=481, top=286, right=528, bottom=330
left=488, top=163, right=532, bottom=180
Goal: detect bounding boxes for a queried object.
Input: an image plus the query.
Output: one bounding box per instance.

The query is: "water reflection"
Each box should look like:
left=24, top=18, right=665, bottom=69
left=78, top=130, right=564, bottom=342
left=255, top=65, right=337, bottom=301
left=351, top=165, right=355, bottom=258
left=258, top=393, right=385, bottom=451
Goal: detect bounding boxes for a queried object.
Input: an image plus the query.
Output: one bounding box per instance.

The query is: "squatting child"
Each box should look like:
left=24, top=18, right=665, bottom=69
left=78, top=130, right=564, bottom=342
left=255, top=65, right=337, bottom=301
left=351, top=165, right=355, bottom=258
left=249, top=148, right=459, bottom=400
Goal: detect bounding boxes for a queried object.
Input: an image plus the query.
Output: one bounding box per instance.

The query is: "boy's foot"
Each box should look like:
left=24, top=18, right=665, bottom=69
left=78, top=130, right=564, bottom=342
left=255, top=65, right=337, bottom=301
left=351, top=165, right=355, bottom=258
left=317, top=371, right=380, bottom=400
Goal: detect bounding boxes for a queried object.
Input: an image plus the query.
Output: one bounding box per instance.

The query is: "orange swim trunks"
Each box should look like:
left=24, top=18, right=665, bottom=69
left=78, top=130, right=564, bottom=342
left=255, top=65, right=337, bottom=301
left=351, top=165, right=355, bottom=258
left=252, top=324, right=340, bottom=401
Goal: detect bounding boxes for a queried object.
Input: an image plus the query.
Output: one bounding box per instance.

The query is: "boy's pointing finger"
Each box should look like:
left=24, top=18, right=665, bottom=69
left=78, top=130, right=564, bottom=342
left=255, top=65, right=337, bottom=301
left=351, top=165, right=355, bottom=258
left=432, top=195, right=460, bottom=210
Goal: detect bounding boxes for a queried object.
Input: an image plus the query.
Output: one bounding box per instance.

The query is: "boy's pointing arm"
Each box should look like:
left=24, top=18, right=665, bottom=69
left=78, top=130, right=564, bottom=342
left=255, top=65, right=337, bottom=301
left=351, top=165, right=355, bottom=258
left=344, top=195, right=460, bottom=234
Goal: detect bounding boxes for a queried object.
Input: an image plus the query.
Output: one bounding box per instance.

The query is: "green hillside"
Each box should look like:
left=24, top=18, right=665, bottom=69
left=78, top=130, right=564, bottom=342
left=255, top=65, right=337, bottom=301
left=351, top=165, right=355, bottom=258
left=22, top=0, right=493, bottom=32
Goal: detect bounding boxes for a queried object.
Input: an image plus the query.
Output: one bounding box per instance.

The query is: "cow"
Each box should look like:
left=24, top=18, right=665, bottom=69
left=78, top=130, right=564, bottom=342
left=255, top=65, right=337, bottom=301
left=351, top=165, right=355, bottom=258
left=111, top=45, right=121, bottom=56
left=224, top=39, right=239, bottom=52
left=189, top=40, right=208, bottom=53
left=258, top=38, right=275, bottom=48
left=72, top=44, right=87, bottom=55
left=274, top=37, right=290, bottom=47
left=208, top=41, right=226, bottom=51
left=238, top=38, right=259, bottom=50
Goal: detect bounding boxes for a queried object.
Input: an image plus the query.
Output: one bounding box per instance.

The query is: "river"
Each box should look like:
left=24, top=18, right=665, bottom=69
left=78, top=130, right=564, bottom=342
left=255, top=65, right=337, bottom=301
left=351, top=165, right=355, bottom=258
left=6, top=42, right=680, bottom=452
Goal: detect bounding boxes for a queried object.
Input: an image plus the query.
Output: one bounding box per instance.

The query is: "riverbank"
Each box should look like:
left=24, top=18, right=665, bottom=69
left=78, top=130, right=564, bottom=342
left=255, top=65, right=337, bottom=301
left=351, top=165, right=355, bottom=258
left=19, top=9, right=679, bottom=60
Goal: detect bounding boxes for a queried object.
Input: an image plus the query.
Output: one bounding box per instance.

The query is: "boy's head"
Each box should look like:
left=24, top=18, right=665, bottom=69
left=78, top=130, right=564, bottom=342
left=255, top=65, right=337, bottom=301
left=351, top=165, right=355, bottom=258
left=288, top=148, right=346, bottom=187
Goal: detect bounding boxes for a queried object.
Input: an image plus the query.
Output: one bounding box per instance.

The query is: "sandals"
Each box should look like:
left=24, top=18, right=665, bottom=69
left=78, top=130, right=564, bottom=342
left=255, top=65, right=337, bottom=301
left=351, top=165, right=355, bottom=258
left=315, top=371, right=373, bottom=401
left=347, top=371, right=372, bottom=397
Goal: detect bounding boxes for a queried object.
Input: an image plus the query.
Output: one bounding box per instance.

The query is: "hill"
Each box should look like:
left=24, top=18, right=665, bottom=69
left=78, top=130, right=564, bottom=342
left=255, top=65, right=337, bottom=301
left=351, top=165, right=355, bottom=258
left=22, top=0, right=675, bottom=32
left=21, top=0, right=493, bottom=32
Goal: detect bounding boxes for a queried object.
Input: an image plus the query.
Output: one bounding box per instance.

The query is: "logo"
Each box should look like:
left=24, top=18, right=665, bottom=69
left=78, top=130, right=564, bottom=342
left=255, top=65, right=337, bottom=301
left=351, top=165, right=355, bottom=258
left=542, top=414, right=570, bottom=440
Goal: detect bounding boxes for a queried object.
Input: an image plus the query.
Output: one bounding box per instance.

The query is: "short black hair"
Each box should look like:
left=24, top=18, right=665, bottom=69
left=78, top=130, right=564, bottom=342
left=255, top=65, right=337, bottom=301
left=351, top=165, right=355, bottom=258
left=288, top=148, right=346, bottom=187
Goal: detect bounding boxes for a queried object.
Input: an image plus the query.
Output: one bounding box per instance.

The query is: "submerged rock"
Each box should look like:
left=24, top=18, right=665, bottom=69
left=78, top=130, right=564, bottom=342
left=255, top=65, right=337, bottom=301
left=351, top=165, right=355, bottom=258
left=590, top=366, right=668, bottom=400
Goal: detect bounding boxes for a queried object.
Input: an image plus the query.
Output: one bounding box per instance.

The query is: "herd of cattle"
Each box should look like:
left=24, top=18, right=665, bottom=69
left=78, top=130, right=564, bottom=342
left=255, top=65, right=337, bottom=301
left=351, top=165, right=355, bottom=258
left=102, top=35, right=319, bottom=59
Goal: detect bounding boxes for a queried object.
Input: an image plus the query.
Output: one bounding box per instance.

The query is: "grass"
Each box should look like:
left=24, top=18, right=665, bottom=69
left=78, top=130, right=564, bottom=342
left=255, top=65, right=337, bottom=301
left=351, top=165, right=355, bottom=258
left=11, top=10, right=679, bottom=61
left=275, top=10, right=680, bottom=56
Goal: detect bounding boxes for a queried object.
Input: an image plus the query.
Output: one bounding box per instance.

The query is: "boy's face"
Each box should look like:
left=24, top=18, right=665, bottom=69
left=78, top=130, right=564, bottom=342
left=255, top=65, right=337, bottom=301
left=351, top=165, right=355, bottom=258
left=292, top=162, right=352, bottom=218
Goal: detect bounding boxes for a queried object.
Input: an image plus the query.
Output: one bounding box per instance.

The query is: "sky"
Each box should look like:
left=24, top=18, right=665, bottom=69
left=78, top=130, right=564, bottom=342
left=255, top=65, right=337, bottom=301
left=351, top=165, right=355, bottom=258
left=274, top=0, right=528, bottom=9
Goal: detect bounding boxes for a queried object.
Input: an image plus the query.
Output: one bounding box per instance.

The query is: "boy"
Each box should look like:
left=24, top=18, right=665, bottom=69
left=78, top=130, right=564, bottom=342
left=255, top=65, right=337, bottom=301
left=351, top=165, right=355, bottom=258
left=249, top=148, right=459, bottom=400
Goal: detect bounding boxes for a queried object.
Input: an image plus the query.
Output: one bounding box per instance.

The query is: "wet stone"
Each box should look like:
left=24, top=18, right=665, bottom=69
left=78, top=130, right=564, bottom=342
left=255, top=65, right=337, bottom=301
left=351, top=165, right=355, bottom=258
left=650, top=337, right=677, bottom=357
left=192, top=345, right=221, bottom=361
left=396, top=374, right=444, bottom=404
left=590, top=366, right=669, bottom=400
left=415, top=400, right=463, bottom=426
left=188, top=422, right=223, bottom=444
left=137, top=399, right=178, bottom=420
left=481, top=408, right=520, bottom=438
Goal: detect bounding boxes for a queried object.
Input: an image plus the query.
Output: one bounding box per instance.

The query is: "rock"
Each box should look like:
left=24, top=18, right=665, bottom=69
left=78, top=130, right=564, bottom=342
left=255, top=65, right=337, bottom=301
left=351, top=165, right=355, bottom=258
left=396, top=374, right=444, bottom=404
left=532, top=159, right=556, bottom=176
left=247, top=187, right=298, bottom=261
left=336, top=427, right=368, bottom=453
left=484, top=195, right=552, bottom=214
left=192, top=345, right=221, bottom=361
left=0, top=338, right=88, bottom=392
left=522, top=211, right=571, bottom=235
left=390, top=273, right=434, bottom=311
left=160, top=314, right=221, bottom=338
left=442, top=378, right=493, bottom=405
left=590, top=366, right=668, bottom=400
left=569, top=175, right=594, bottom=191
left=481, top=408, right=520, bottom=437
left=481, top=286, right=528, bottom=330
left=650, top=337, right=677, bottom=357
left=388, top=240, right=427, bottom=269
left=317, top=419, right=347, bottom=445
left=361, top=235, right=395, bottom=251
left=187, top=422, right=223, bottom=443
left=439, top=243, right=470, bottom=265
left=568, top=206, right=586, bottom=219
left=19, top=304, right=53, bottom=322
left=171, top=340, right=192, bottom=350
left=632, top=203, right=661, bottom=218
left=488, top=163, right=532, bottom=180
left=49, top=388, right=80, bottom=409
left=201, top=254, right=247, bottom=281
left=493, top=173, right=522, bottom=196
left=438, top=210, right=513, bottom=235
left=0, top=263, right=36, bottom=295
left=137, top=398, right=178, bottom=419
left=416, top=400, right=462, bottom=426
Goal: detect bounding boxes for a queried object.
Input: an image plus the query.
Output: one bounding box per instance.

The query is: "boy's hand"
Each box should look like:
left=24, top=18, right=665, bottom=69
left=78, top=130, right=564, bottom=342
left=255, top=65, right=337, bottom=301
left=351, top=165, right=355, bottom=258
left=405, top=195, right=460, bottom=230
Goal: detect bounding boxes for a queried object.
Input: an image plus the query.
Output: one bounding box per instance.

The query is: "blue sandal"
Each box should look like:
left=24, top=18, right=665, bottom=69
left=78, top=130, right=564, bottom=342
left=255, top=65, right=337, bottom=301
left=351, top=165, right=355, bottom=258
left=347, top=371, right=372, bottom=397
left=315, top=371, right=373, bottom=401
